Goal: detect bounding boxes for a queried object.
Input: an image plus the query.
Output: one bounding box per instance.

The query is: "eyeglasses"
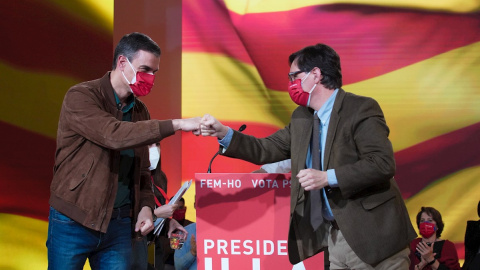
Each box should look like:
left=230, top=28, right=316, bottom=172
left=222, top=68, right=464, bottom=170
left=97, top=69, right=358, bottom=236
left=288, top=70, right=304, bottom=82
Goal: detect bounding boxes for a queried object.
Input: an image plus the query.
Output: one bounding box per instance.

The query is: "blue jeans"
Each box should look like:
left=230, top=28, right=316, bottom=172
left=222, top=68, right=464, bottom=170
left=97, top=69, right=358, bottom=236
left=47, top=207, right=132, bottom=270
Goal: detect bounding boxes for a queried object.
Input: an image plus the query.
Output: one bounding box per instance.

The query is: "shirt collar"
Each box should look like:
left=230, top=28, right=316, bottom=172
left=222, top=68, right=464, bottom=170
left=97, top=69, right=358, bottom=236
left=113, top=90, right=135, bottom=113
left=316, top=88, right=339, bottom=124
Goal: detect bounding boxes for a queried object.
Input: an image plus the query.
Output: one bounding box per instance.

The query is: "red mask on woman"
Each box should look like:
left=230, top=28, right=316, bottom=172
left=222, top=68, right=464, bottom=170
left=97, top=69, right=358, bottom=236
left=419, top=222, right=436, bottom=238
left=173, top=207, right=186, bottom=221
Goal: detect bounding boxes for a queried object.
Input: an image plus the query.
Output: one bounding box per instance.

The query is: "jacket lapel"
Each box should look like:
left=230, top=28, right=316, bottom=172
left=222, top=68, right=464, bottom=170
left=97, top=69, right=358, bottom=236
left=290, top=107, right=314, bottom=214
left=323, top=88, right=345, bottom=170
left=295, top=107, right=314, bottom=170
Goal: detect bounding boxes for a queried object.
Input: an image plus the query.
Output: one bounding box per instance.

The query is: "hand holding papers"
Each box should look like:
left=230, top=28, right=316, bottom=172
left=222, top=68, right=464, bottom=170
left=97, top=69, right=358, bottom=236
left=153, top=180, right=192, bottom=237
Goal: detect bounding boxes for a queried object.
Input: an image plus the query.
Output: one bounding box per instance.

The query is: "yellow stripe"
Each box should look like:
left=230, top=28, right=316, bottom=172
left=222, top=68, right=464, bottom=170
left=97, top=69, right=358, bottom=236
left=0, top=61, right=80, bottom=138
left=348, top=41, right=480, bottom=151
left=224, top=0, right=480, bottom=15
left=182, top=42, right=480, bottom=151
left=0, top=214, right=48, bottom=268
left=405, top=166, right=480, bottom=243
left=0, top=213, right=92, bottom=269
left=46, top=0, right=113, bottom=33
left=182, top=53, right=296, bottom=127
left=183, top=181, right=197, bottom=223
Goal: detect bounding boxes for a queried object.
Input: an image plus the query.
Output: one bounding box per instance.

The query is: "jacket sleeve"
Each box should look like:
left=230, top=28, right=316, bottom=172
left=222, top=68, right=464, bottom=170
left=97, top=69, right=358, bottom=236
left=61, top=86, right=174, bottom=150
left=138, top=146, right=156, bottom=213
left=137, top=106, right=157, bottom=214
left=438, top=240, right=461, bottom=270
left=222, top=125, right=292, bottom=165
left=334, top=98, right=396, bottom=198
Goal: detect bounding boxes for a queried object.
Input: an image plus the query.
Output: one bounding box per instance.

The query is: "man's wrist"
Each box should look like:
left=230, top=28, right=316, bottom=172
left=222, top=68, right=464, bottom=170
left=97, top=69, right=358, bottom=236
left=219, top=125, right=229, bottom=139
left=140, top=206, right=154, bottom=220
left=152, top=208, right=157, bottom=222
left=427, top=258, right=436, bottom=265
left=172, top=119, right=181, bottom=131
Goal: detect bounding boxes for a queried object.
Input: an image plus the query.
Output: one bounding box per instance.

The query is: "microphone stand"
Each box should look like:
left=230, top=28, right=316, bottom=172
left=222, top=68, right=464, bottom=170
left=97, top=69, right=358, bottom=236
left=207, top=124, right=246, bottom=173
left=207, top=149, right=220, bottom=173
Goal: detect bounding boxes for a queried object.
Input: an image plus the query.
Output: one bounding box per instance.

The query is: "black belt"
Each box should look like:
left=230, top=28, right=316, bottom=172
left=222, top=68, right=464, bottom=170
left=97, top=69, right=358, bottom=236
left=111, top=204, right=132, bottom=220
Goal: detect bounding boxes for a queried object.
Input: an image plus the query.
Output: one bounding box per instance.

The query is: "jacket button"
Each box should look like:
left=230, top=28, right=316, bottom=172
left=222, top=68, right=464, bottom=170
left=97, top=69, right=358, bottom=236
left=91, top=223, right=95, bottom=227
left=82, top=174, right=86, bottom=178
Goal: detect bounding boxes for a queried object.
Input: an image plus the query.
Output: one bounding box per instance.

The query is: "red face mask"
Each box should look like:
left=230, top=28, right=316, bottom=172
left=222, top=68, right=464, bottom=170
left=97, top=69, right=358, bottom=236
left=288, top=72, right=316, bottom=107
left=130, top=72, right=155, bottom=97
left=419, top=222, right=436, bottom=238
left=122, top=58, right=155, bottom=97
left=173, top=207, right=186, bottom=221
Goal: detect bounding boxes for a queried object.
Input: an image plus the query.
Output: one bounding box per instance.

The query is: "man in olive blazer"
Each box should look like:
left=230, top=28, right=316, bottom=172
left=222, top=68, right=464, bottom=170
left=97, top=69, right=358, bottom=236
left=201, top=44, right=416, bottom=269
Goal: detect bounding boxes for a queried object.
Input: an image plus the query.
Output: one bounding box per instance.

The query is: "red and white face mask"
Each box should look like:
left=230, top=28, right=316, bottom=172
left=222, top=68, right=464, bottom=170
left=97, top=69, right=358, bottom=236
left=122, top=58, right=155, bottom=97
left=419, top=222, right=436, bottom=238
left=288, top=71, right=316, bottom=107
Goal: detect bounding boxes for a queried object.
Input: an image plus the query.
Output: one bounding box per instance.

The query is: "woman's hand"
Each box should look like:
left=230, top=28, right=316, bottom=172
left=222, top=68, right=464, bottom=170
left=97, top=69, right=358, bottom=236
left=416, top=241, right=436, bottom=263
left=167, top=218, right=188, bottom=238
left=416, top=256, right=427, bottom=269
left=190, top=234, right=197, bottom=256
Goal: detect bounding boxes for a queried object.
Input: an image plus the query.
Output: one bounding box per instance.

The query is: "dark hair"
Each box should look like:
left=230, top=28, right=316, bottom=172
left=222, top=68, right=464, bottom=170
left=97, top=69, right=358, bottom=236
left=288, top=43, right=342, bottom=90
left=416, top=207, right=444, bottom=238
left=112, top=32, right=161, bottom=70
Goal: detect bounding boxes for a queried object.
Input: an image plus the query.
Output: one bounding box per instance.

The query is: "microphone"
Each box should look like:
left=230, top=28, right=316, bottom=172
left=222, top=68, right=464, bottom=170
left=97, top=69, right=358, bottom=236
left=238, top=124, right=247, bottom=133
left=207, top=124, right=247, bottom=173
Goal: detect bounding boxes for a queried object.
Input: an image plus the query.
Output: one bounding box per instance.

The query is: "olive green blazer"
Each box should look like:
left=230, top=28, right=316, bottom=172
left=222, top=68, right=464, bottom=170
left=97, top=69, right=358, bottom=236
left=223, top=88, right=417, bottom=265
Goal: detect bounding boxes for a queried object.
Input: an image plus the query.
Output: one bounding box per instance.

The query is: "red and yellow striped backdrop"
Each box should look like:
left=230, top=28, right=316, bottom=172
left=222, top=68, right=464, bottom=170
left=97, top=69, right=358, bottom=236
left=180, top=0, right=480, bottom=266
left=0, top=0, right=478, bottom=268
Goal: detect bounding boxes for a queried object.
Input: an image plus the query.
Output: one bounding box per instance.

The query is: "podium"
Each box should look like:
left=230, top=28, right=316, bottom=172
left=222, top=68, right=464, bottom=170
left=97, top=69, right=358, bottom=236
left=195, top=173, right=324, bottom=270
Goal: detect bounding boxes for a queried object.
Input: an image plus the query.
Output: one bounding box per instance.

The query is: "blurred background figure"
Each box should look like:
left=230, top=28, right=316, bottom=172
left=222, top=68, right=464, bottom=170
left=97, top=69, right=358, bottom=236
left=173, top=198, right=193, bottom=226
left=174, top=200, right=197, bottom=270
left=174, top=223, right=196, bottom=270
left=409, top=206, right=461, bottom=270
left=462, top=201, right=480, bottom=270
left=161, top=197, right=193, bottom=269
left=255, top=159, right=291, bottom=173
left=131, top=143, right=186, bottom=270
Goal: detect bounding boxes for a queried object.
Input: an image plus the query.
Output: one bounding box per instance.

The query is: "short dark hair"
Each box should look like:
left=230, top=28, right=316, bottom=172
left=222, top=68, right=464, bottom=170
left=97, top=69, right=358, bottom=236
left=416, top=206, right=444, bottom=238
left=289, top=43, right=342, bottom=90
left=112, top=32, right=161, bottom=70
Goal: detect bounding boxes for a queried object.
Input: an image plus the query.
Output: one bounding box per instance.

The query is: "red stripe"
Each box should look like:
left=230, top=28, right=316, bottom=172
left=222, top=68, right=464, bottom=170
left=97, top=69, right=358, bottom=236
left=182, top=122, right=283, bottom=177
left=0, top=122, right=55, bottom=221
left=3, top=117, right=478, bottom=218
left=395, top=122, right=480, bottom=199
left=0, top=0, right=112, bottom=81
left=455, top=242, right=465, bottom=260
left=0, top=119, right=279, bottom=220
left=183, top=1, right=480, bottom=91
left=182, top=0, right=253, bottom=65
left=183, top=119, right=480, bottom=200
